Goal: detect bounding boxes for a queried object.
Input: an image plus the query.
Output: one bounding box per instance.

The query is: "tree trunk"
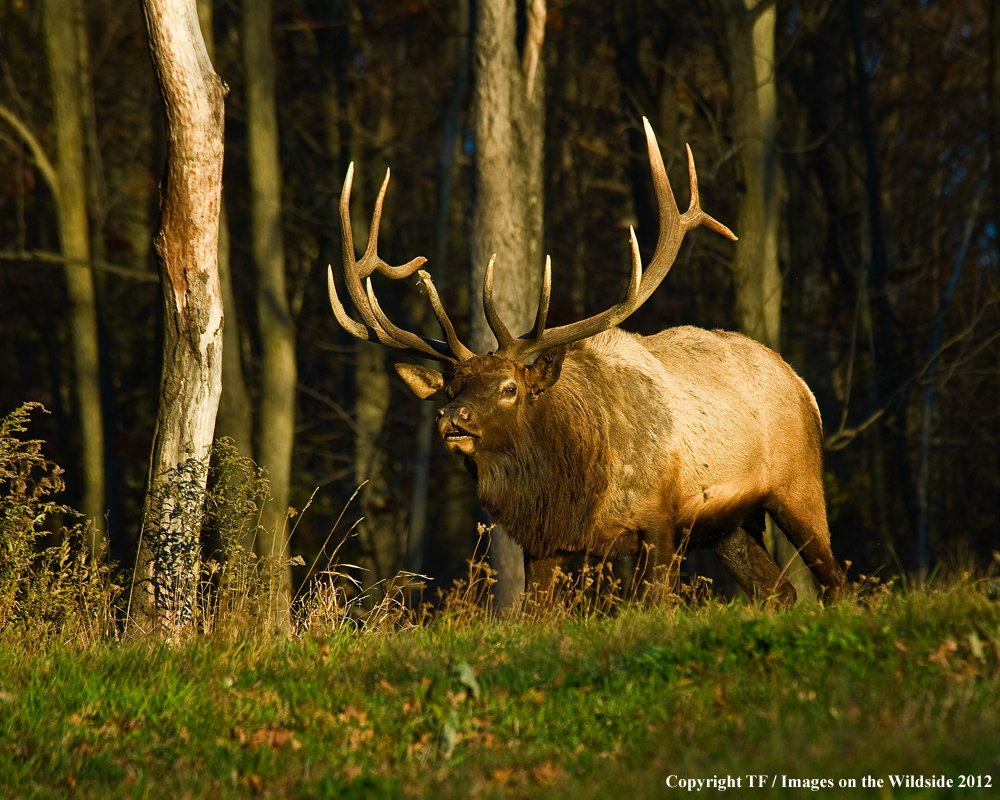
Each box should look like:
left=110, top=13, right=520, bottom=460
left=243, top=0, right=295, bottom=620
left=211, top=202, right=254, bottom=462
left=847, top=0, right=919, bottom=570
left=199, top=0, right=253, bottom=468
left=42, top=0, right=106, bottom=558
left=353, top=340, right=396, bottom=587
left=717, top=0, right=817, bottom=600
left=470, top=0, right=546, bottom=611
left=133, top=0, right=226, bottom=634
left=718, top=0, right=781, bottom=349
left=408, top=0, right=472, bottom=576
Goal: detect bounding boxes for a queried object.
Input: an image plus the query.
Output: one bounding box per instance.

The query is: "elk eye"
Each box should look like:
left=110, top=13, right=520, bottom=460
left=504, top=384, right=517, bottom=396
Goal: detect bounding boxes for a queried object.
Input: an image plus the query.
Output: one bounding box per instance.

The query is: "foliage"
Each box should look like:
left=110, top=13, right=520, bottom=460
left=0, top=403, right=117, bottom=642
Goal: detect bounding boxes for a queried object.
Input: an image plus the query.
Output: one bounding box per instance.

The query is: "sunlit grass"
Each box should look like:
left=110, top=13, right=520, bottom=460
left=1, top=578, right=998, bottom=799
left=2, top=403, right=999, bottom=798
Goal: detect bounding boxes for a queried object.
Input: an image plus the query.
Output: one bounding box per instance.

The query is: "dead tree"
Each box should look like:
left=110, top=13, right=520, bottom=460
left=132, top=0, right=226, bottom=634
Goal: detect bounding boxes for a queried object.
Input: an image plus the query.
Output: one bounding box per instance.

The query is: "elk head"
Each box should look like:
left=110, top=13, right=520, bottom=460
left=327, top=119, right=736, bottom=460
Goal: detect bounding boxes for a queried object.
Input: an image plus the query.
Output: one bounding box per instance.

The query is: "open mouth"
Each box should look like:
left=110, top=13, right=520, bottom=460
left=442, top=426, right=478, bottom=450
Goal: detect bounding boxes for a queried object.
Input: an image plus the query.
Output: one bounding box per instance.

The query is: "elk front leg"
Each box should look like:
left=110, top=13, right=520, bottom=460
left=713, top=525, right=797, bottom=607
left=524, top=553, right=567, bottom=595
left=633, top=522, right=679, bottom=599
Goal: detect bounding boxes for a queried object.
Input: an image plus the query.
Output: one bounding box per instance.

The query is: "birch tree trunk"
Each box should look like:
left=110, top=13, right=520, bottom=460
left=42, top=0, right=106, bottom=558
left=470, top=0, right=546, bottom=610
left=243, top=0, right=296, bottom=620
left=198, top=0, right=254, bottom=466
left=716, top=0, right=817, bottom=599
left=133, top=0, right=225, bottom=634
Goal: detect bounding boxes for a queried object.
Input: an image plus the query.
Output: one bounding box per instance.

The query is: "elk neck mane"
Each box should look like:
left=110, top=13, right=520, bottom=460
left=472, top=369, right=609, bottom=557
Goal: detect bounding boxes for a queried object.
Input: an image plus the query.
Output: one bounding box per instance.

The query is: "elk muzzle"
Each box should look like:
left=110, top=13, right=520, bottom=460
left=437, top=404, right=479, bottom=456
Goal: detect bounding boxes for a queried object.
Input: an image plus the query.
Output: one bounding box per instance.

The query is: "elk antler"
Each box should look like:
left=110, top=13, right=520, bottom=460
left=328, top=120, right=735, bottom=368
left=327, top=163, right=473, bottom=364
left=487, top=117, right=737, bottom=363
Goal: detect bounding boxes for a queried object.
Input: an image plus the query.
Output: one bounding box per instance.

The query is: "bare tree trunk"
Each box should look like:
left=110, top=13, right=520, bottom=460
left=470, top=0, right=546, bottom=610
left=354, top=339, right=395, bottom=586
left=42, top=0, right=106, bottom=557
left=408, top=0, right=472, bottom=576
left=716, top=0, right=817, bottom=600
left=133, top=0, right=226, bottom=634
left=243, top=0, right=295, bottom=620
left=212, top=202, right=254, bottom=461
left=718, top=0, right=781, bottom=348
left=199, top=0, right=253, bottom=467
left=847, top=0, right=919, bottom=570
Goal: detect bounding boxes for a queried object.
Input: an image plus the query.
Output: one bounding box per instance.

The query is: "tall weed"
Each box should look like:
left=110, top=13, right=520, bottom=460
left=0, top=403, right=117, bottom=643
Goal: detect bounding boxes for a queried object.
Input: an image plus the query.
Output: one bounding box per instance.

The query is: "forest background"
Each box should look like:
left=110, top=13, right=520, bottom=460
left=0, top=0, right=995, bottom=606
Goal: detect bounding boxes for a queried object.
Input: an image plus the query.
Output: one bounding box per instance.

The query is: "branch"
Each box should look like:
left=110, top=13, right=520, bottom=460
left=521, top=0, right=545, bottom=101
left=0, top=101, right=60, bottom=201
left=824, top=294, right=999, bottom=452
left=824, top=407, right=885, bottom=452
left=0, top=249, right=159, bottom=283
left=747, top=0, right=778, bottom=25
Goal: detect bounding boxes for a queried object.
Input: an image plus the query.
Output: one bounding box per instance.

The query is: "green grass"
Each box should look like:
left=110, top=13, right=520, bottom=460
left=1, top=581, right=998, bottom=799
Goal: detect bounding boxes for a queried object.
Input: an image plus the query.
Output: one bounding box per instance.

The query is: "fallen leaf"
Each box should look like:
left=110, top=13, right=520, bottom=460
left=492, top=767, right=513, bottom=783
left=531, top=762, right=566, bottom=786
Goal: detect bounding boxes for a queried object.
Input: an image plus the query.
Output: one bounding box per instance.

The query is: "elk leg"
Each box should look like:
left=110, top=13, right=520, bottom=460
left=524, top=553, right=567, bottom=594
left=766, top=493, right=847, bottom=595
left=713, top=526, right=797, bottom=607
left=635, top=523, right=679, bottom=597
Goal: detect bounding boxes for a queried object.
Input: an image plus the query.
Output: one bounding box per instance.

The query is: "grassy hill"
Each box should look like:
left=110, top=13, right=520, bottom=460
left=1, top=579, right=998, bottom=799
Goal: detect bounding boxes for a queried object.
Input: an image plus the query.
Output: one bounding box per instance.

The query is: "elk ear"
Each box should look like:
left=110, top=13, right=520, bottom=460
left=395, top=362, right=448, bottom=400
left=526, top=346, right=567, bottom=396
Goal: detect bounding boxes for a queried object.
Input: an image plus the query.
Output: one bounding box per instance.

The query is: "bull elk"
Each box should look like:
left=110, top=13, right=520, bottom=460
left=327, top=119, right=846, bottom=605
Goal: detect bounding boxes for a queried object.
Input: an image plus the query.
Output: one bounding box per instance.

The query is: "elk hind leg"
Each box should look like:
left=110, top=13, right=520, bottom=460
left=766, top=488, right=846, bottom=595
left=713, top=525, right=797, bottom=607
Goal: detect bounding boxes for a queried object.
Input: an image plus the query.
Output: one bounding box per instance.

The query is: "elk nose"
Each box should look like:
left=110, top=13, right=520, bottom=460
left=440, top=405, right=471, bottom=425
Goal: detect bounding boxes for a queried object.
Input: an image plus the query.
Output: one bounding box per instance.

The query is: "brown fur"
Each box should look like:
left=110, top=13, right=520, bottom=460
left=404, top=325, right=846, bottom=604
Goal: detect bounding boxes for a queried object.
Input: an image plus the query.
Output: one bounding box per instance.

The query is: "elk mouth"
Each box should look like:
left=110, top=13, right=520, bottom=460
left=441, top=425, right=478, bottom=455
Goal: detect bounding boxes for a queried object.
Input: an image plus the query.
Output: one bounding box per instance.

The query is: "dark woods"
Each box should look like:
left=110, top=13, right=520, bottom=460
left=0, top=0, right=995, bottom=600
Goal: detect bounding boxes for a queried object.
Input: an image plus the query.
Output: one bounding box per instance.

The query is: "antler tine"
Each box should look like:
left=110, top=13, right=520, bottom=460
left=499, top=233, right=643, bottom=360
left=339, top=162, right=387, bottom=337
left=496, top=118, right=734, bottom=364
left=498, top=256, right=552, bottom=359
left=339, top=165, right=426, bottom=340
left=483, top=254, right=517, bottom=352
left=417, top=271, right=476, bottom=361
left=635, top=119, right=736, bottom=308
left=332, top=163, right=469, bottom=363
left=680, top=145, right=737, bottom=240
left=529, top=255, right=552, bottom=343
left=362, top=169, right=428, bottom=280
left=328, top=265, right=370, bottom=341
left=329, top=265, right=454, bottom=363
left=364, top=278, right=457, bottom=365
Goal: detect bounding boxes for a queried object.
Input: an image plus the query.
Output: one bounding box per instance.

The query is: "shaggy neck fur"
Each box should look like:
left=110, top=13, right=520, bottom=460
left=470, top=367, right=610, bottom=558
